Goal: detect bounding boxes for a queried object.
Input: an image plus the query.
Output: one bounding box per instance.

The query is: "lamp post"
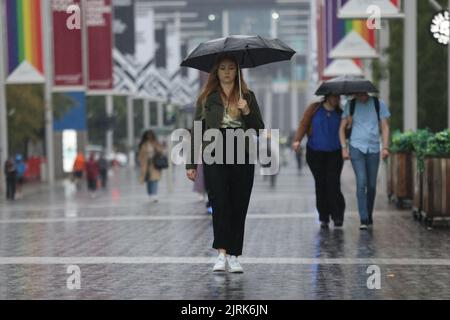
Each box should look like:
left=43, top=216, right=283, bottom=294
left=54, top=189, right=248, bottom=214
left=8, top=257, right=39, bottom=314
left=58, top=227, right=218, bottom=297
left=428, top=0, right=450, bottom=127
left=0, top=1, right=8, bottom=192
left=404, top=0, right=418, bottom=131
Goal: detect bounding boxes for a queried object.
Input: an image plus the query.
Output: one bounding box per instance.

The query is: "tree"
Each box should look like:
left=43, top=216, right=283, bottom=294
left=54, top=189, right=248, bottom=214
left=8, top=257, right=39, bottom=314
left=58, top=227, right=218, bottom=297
left=6, top=85, right=44, bottom=156
left=86, top=95, right=107, bottom=147
left=6, top=84, right=77, bottom=157
left=387, top=0, right=448, bottom=133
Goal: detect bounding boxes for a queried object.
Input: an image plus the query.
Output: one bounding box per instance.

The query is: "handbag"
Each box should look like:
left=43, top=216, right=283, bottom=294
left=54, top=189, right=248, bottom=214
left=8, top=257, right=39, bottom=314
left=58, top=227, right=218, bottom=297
left=153, top=153, right=169, bottom=170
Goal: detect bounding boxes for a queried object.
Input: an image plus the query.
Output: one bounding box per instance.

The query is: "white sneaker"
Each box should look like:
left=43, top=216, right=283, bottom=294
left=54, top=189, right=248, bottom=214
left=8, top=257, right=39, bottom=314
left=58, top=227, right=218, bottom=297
left=212, top=253, right=227, bottom=272
left=227, top=256, right=244, bottom=273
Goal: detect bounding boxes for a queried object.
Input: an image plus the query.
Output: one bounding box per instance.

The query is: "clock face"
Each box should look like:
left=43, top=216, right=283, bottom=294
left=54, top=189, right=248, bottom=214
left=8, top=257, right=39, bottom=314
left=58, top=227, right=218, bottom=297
left=430, top=10, right=450, bottom=46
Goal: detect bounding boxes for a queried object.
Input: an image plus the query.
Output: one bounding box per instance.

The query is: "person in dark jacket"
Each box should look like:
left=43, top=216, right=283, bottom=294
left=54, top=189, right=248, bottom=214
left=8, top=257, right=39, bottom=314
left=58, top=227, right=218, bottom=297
left=85, top=152, right=99, bottom=198
left=186, top=55, right=264, bottom=273
left=4, top=159, right=17, bottom=200
left=98, top=153, right=109, bottom=189
left=292, top=94, right=346, bottom=229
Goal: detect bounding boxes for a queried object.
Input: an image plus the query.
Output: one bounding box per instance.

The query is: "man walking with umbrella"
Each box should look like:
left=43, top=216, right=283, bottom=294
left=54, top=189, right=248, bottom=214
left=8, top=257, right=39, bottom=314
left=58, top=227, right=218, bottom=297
left=182, top=35, right=295, bottom=273
left=338, top=80, right=391, bottom=230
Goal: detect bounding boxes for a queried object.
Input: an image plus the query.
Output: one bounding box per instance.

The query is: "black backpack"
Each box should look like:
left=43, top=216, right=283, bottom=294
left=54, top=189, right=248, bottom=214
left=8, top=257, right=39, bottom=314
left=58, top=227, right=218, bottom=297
left=345, top=97, right=381, bottom=140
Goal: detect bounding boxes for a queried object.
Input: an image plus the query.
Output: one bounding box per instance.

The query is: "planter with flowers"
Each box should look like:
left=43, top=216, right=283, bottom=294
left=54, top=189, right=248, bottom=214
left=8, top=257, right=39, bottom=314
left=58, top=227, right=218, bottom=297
left=410, top=130, right=434, bottom=219
left=421, top=130, right=450, bottom=227
left=389, top=131, right=415, bottom=209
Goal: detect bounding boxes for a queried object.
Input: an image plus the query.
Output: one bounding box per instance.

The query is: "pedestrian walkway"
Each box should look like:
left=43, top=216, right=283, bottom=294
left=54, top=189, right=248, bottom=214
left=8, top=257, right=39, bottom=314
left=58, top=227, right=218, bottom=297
left=0, top=156, right=449, bottom=300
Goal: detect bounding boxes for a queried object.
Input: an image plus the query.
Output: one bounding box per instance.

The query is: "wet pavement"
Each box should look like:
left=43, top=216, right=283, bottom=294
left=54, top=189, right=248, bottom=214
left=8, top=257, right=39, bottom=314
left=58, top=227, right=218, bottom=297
left=0, top=155, right=449, bottom=300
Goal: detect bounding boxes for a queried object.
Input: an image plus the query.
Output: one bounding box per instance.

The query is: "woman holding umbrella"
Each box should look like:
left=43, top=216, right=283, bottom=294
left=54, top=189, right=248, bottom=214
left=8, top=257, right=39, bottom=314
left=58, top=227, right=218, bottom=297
left=292, top=91, right=346, bottom=229
left=186, top=55, right=264, bottom=273
left=182, top=35, right=295, bottom=273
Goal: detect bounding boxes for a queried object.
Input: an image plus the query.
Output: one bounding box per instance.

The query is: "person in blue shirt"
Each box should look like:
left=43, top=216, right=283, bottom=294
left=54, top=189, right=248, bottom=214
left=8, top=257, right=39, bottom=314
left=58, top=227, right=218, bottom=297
left=14, top=154, right=26, bottom=198
left=293, top=93, right=346, bottom=229
left=339, top=92, right=391, bottom=230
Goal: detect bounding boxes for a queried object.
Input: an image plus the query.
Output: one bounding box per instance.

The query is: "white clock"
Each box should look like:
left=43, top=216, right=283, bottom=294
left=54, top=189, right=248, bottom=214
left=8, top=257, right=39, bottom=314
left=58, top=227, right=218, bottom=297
left=430, top=10, right=450, bottom=46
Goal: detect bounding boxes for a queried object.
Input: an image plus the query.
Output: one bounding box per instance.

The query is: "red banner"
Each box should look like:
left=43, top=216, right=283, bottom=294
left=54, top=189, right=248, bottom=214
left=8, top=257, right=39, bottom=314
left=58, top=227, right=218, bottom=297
left=52, top=0, right=83, bottom=87
left=87, top=0, right=113, bottom=91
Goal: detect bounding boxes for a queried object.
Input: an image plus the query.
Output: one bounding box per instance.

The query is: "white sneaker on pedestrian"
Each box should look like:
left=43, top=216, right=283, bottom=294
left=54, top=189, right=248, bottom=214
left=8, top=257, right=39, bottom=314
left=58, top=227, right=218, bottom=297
left=212, top=253, right=227, bottom=272
left=227, top=256, right=244, bottom=273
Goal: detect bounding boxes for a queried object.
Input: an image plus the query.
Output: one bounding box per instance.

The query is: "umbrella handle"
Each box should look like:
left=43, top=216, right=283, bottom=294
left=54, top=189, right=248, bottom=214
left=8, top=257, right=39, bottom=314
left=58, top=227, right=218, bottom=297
left=238, top=64, right=242, bottom=100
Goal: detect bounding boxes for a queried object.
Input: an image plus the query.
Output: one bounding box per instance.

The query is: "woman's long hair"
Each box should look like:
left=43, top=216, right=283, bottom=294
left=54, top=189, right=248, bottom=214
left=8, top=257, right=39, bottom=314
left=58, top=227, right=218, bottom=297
left=322, top=94, right=343, bottom=114
left=139, top=130, right=158, bottom=150
left=197, top=55, right=249, bottom=119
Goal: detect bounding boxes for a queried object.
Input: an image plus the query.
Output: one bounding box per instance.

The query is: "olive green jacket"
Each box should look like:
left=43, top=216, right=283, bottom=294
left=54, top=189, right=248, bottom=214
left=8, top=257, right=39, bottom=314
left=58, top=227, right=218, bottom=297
left=186, top=89, right=265, bottom=170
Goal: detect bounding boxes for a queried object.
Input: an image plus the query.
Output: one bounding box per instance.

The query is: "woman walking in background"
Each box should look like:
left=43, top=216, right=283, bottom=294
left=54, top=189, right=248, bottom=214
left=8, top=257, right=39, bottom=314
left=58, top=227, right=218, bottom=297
left=138, top=130, right=165, bottom=203
left=85, top=152, right=100, bottom=198
left=4, top=158, right=17, bottom=201
left=292, top=93, right=346, bottom=229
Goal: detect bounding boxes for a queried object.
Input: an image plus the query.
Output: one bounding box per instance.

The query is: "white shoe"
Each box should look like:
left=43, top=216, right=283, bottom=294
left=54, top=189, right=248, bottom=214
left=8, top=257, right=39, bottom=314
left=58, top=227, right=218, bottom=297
left=212, top=253, right=227, bottom=272
left=227, top=256, right=244, bottom=273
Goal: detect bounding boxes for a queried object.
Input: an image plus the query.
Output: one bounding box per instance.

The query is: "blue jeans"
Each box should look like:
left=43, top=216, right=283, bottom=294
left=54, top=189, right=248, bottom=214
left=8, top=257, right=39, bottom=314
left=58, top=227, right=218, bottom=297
left=146, top=181, right=159, bottom=196
left=349, top=146, right=380, bottom=224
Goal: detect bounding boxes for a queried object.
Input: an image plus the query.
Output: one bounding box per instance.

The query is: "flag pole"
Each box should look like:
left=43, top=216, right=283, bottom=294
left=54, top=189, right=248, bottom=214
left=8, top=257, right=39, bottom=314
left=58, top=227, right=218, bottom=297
left=42, top=0, right=55, bottom=184
left=0, top=0, right=9, bottom=192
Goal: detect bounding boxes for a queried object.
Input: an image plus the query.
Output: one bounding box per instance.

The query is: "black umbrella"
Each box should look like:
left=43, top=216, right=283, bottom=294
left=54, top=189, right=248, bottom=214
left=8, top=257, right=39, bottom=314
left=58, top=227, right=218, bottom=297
left=315, top=75, right=379, bottom=96
left=180, top=35, right=296, bottom=97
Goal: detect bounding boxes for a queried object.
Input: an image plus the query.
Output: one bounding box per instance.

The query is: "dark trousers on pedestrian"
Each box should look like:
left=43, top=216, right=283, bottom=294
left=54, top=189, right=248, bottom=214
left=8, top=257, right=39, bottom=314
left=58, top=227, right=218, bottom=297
left=306, top=147, right=345, bottom=224
left=100, top=169, right=108, bottom=188
left=87, top=178, right=97, bottom=192
left=203, top=128, right=255, bottom=257
left=6, top=177, right=16, bottom=200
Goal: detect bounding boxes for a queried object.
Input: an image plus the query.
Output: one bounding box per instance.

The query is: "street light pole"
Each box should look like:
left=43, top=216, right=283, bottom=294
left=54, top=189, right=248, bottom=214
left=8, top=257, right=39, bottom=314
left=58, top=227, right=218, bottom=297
left=271, top=11, right=279, bottom=38
left=0, top=1, right=9, bottom=193
left=404, top=0, right=418, bottom=131
left=428, top=0, right=450, bottom=127
left=222, top=10, right=229, bottom=37
left=448, top=0, right=450, bottom=127
left=42, top=0, right=55, bottom=184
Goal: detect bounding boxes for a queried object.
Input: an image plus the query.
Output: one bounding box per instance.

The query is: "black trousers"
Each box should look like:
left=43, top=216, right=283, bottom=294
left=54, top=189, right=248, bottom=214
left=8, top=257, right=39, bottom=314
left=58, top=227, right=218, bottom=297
left=306, top=147, right=345, bottom=223
left=100, top=169, right=108, bottom=188
left=6, top=177, right=16, bottom=200
left=87, top=178, right=97, bottom=191
left=203, top=129, right=255, bottom=257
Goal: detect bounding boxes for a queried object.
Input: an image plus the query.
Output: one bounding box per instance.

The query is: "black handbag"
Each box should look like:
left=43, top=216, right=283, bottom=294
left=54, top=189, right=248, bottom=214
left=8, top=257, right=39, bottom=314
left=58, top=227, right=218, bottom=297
left=153, top=153, right=169, bottom=170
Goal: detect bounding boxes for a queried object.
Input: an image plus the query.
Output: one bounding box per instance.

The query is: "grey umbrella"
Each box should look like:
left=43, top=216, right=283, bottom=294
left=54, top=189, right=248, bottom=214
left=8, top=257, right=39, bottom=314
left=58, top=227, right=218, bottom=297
left=315, top=75, right=379, bottom=96
left=180, top=35, right=296, bottom=98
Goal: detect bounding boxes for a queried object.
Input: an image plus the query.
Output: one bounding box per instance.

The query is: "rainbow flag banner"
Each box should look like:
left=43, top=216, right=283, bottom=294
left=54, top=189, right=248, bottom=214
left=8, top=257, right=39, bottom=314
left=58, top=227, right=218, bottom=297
left=338, top=0, right=403, bottom=19
left=321, top=0, right=367, bottom=78
left=5, top=0, right=45, bottom=84
left=329, top=19, right=378, bottom=59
